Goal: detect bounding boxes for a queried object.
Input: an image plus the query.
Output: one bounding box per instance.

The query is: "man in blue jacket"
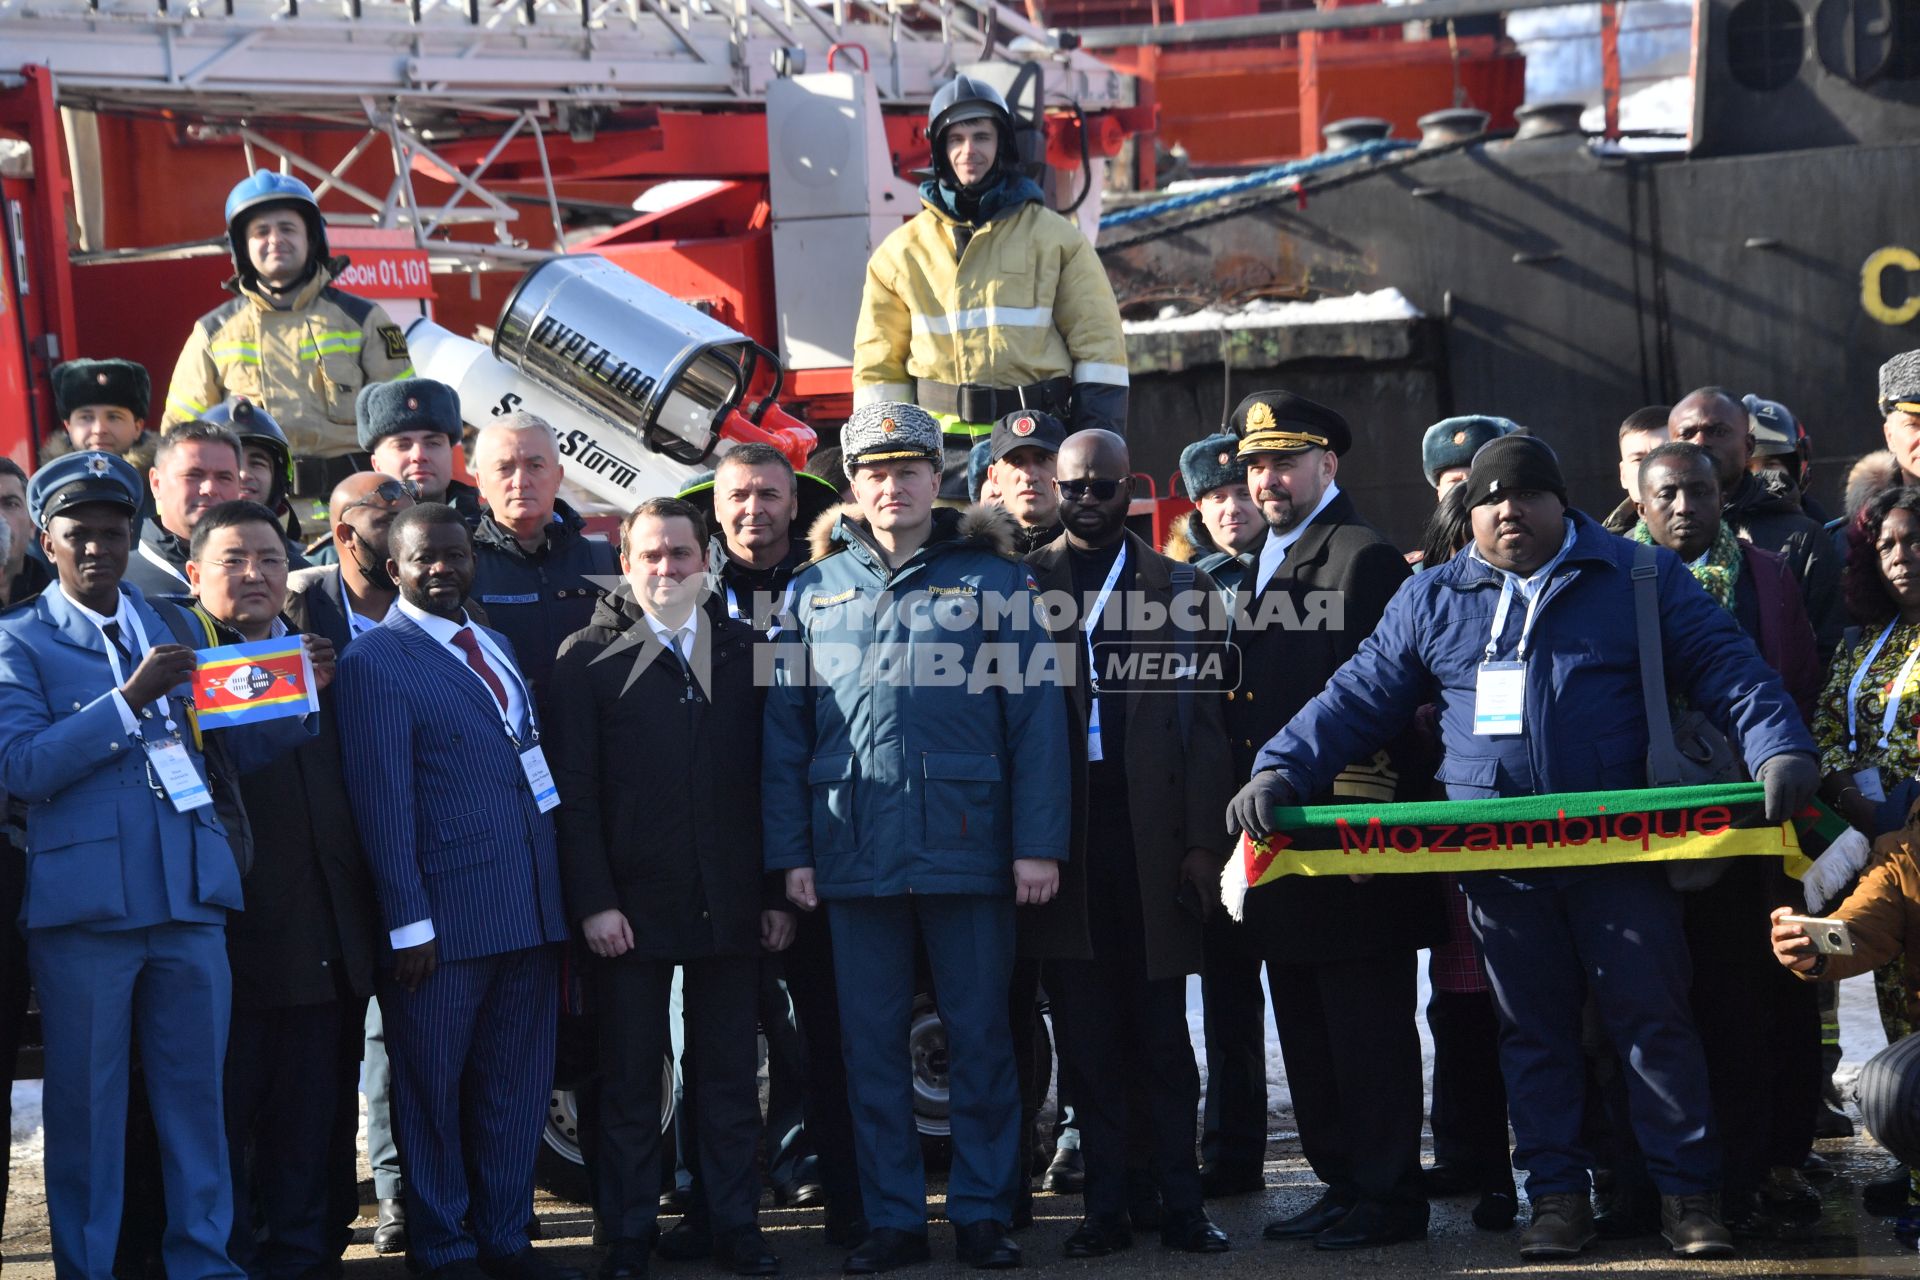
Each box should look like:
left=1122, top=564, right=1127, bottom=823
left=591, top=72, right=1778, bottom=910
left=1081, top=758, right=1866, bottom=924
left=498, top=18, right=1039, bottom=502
left=762, top=402, right=1069, bottom=1274
left=1228, top=435, right=1820, bottom=1264
left=0, top=451, right=318, bottom=1280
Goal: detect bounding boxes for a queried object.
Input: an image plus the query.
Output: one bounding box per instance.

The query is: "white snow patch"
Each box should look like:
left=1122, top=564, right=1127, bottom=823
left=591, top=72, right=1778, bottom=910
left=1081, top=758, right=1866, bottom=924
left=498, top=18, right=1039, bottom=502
left=1124, top=288, right=1423, bottom=337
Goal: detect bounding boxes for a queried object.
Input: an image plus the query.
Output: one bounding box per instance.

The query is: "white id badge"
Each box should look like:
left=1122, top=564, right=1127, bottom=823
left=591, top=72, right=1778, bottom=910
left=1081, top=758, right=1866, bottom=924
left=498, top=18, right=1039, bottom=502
left=145, top=737, right=213, bottom=812
left=1086, top=696, right=1104, bottom=762
left=1854, top=766, right=1888, bottom=805
left=1473, top=662, right=1527, bottom=736
left=520, top=745, right=561, bottom=813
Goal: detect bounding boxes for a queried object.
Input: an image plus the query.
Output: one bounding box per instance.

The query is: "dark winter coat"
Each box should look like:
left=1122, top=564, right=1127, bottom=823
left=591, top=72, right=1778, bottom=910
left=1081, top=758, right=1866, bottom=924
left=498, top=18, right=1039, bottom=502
left=1225, top=489, right=1441, bottom=964
left=1255, top=509, right=1816, bottom=806
left=470, top=497, right=619, bottom=705
left=1018, top=530, right=1236, bottom=980
left=761, top=504, right=1070, bottom=898
left=1725, top=471, right=1843, bottom=657
left=548, top=592, right=778, bottom=958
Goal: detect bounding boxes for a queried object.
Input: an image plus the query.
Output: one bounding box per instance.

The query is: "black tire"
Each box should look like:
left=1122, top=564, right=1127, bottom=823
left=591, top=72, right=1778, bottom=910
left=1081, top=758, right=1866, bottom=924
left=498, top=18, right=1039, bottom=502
left=534, top=1054, right=678, bottom=1205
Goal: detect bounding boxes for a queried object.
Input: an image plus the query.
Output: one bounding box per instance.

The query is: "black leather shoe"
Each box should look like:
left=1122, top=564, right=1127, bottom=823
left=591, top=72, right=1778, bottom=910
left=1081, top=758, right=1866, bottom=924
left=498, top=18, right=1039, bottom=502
left=374, top=1198, right=408, bottom=1255
left=1063, top=1216, right=1132, bottom=1258
left=953, top=1220, right=1021, bottom=1270
left=713, top=1226, right=779, bottom=1276
left=1160, top=1207, right=1229, bottom=1253
left=1472, top=1187, right=1519, bottom=1232
left=1314, top=1202, right=1426, bottom=1251
left=654, top=1219, right=711, bottom=1262
left=771, top=1181, right=828, bottom=1209
left=842, top=1229, right=931, bottom=1275
left=477, top=1249, right=586, bottom=1280
left=1262, top=1193, right=1351, bottom=1240
left=1042, top=1148, right=1085, bottom=1194
left=597, top=1240, right=650, bottom=1280
left=1199, top=1161, right=1265, bottom=1199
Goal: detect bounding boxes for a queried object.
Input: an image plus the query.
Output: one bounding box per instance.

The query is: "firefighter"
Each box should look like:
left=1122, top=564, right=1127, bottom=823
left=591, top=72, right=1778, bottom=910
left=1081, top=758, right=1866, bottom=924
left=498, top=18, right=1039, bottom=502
left=853, top=76, right=1129, bottom=499
left=163, top=170, right=414, bottom=523
left=198, top=397, right=310, bottom=567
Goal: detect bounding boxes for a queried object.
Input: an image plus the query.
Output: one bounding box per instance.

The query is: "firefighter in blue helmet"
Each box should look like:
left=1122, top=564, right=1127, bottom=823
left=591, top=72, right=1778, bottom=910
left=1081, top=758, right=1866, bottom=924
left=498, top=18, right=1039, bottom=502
left=164, top=171, right=415, bottom=521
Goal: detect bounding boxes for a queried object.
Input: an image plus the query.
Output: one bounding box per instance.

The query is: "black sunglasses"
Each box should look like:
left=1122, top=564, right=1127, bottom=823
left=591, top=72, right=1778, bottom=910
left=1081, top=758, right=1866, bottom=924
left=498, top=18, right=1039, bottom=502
left=1056, top=478, right=1122, bottom=502
left=342, top=478, right=420, bottom=512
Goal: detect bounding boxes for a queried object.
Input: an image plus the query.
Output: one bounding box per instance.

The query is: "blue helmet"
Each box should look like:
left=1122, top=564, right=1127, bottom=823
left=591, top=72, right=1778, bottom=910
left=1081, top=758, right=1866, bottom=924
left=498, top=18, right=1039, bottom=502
left=201, top=397, right=292, bottom=508
left=224, top=169, right=329, bottom=285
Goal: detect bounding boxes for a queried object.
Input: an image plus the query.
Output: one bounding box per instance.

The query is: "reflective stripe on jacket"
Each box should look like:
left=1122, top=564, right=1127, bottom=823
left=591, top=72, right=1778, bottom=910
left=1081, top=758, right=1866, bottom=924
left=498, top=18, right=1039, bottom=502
left=853, top=197, right=1128, bottom=416
left=164, top=262, right=414, bottom=459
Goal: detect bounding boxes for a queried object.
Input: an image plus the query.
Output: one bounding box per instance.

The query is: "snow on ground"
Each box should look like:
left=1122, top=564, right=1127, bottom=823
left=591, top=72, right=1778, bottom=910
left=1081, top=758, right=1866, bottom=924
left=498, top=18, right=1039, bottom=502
left=1180, top=963, right=1893, bottom=1115
left=1122, top=289, right=1424, bottom=337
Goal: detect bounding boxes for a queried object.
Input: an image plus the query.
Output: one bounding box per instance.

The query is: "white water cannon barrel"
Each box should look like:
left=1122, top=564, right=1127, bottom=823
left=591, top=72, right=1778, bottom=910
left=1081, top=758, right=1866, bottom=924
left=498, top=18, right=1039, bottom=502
left=404, top=317, right=708, bottom=511
left=495, top=254, right=779, bottom=469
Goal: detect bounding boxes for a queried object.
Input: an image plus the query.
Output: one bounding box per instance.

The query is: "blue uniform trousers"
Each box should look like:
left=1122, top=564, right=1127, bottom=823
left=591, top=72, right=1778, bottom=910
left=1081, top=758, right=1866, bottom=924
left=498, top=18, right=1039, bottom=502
left=826, top=894, right=1017, bottom=1232
left=1463, top=863, right=1720, bottom=1197
left=378, top=945, right=558, bottom=1270
left=30, top=921, right=241, bottom=1280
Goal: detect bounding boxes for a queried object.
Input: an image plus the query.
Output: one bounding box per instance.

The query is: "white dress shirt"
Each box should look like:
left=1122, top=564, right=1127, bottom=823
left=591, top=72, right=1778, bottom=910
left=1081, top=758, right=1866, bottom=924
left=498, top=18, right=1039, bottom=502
left=643, top=603, right=700, bottom=659
left=1252, top=478, right=1342, bottom=598
left=386, top=598, right=533, bottom=951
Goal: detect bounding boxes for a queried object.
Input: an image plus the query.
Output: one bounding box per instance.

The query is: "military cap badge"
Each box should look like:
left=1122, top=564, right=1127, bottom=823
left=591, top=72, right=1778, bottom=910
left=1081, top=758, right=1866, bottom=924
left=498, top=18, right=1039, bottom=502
left=1246, top=402, right=1277, bottom=433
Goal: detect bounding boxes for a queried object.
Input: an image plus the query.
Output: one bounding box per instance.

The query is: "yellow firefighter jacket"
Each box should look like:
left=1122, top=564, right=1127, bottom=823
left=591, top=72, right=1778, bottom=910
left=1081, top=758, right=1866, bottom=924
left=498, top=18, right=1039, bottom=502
left=163, top=261, right=414, bottom=459
left=853, top=191, right=1128, bottom=437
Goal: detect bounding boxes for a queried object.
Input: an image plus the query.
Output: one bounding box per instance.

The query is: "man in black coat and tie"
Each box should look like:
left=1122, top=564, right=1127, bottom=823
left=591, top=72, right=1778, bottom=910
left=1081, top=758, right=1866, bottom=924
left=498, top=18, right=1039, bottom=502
left=547, top=496, right=791, bottom=1279
left=1213, top=392, right=1439, bottom=1250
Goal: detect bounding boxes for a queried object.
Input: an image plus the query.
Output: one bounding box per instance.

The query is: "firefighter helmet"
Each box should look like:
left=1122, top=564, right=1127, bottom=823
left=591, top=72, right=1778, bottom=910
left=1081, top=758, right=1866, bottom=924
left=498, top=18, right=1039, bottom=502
left=202, top=397, right=293, bottom=508
left=224, top=169, right=330, bottom=285
left=928, top=76, right=1017, bottom=191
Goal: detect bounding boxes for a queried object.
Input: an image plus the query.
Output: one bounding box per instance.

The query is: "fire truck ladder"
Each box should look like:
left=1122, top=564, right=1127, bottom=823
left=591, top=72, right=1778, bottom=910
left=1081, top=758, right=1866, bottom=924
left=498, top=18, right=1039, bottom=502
left=0, top=0, right=1131, bottom=265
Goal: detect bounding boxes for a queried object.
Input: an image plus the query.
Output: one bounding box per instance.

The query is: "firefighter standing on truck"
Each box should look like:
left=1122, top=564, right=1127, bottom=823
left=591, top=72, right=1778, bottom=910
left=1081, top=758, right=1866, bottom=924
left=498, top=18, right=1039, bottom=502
left=163, top=170, right=415, bottom=524
left=853, top=76, right=1130, bottom=498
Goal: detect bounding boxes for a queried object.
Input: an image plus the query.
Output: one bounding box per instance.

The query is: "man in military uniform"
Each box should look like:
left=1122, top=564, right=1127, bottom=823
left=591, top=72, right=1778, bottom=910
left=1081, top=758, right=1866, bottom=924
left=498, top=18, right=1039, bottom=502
left=854, top=77, right=1129, bottom=497
left=762, top=403, right=1068, bottom=1273
left=1212, top=392, right=1437, bottom=1250
left=362, top=378, right=484, bottom=522
left=164, top=171, right=414, bottom=521
left=984, top=409, right=1068, bottom=554
left=51, top=359, right=152, bottom=461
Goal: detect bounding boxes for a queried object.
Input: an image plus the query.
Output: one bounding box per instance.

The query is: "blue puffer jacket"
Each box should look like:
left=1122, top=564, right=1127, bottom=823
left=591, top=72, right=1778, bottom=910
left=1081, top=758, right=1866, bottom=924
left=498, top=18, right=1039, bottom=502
left=1254, top=510, right=1816, bottom=801
left=762, top=503, right=1070, bottom=898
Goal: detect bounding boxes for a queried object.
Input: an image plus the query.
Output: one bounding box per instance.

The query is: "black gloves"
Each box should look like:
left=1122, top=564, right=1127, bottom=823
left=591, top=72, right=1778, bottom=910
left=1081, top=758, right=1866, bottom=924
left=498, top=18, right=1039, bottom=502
left=1757, top=752, right=1819, bottom=825
left=1226, top=770, right=1296, bottom=841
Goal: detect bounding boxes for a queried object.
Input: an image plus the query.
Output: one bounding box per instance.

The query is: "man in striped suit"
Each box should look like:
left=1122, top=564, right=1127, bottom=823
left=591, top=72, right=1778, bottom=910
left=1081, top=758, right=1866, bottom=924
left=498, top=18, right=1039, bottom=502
left=333, top=502, right=576, bottom=1280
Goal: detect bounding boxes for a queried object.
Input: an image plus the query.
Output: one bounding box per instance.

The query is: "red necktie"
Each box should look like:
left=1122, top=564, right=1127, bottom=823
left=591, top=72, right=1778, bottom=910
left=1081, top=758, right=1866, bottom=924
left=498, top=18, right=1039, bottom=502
left=452, top=628, right=510, bottom=713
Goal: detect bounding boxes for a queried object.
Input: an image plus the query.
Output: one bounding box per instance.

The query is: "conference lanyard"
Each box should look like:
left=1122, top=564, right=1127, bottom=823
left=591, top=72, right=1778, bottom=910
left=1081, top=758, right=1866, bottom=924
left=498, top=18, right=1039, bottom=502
left=1480, top=530, right=1575, bottom=664
left=463, top=628, right=559, bottom=814
left=137, top=541, right=189, bottom=585
left=1083, top=543, right=1127, bottom=762
left=1845, top=621, right=1920, bottom=756
left=96, top=600, right=208, bottom=810
left=725, top=582, right=793, bottom=637
left=97, top=602, right=177, bottom=737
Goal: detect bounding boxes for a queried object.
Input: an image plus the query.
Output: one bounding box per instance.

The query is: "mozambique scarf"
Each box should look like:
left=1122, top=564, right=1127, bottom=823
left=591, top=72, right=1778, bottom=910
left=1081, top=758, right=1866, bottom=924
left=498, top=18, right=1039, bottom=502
left=1632, top=519, right=1740, bottom=613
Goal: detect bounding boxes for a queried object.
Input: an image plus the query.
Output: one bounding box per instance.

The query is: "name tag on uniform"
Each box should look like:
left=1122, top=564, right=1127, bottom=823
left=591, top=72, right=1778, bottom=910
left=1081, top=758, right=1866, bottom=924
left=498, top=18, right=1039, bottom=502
left=1473, top=662, right=1526, bottom=737
left=1854, top=766, right=1887, bottom=805
left=146, top=736, right=213, bottom=812
left=520, top=744, right=561, bottom=813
